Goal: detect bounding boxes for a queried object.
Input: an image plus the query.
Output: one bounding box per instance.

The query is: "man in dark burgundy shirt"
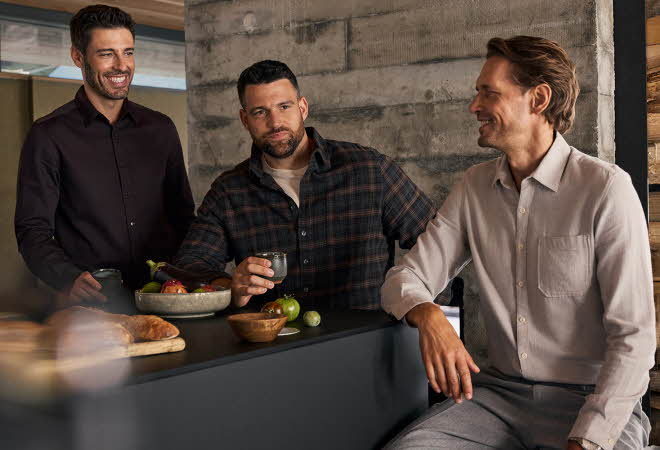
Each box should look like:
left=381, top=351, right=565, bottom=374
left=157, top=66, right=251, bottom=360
left=174, top=60, right=436, bottom=310
left=14, top=5, right=194, bottom=310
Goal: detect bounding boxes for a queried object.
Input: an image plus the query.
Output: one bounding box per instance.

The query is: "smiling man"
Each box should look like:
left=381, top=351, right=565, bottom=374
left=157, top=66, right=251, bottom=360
left=15, top=5, right=194, bottom=311
left=382, top=36, right=655, bottom=450
left=174, top=60, right=436, bottom=310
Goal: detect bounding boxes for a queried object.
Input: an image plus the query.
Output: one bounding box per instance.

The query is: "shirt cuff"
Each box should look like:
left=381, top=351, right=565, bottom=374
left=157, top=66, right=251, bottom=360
left=381, top=266, right=436, bottom=320
left=570, top=412, right=619, bottom=450
left=569, top=437, right=602, bottom=450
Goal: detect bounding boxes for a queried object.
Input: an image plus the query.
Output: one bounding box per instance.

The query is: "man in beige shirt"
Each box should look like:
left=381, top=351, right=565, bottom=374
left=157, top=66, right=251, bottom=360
left=382, top=36, right=655, bottom=450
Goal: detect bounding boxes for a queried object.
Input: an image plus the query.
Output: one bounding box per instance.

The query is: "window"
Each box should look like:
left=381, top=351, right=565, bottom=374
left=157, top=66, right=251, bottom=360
left=0, top=19, right=186, bottom=90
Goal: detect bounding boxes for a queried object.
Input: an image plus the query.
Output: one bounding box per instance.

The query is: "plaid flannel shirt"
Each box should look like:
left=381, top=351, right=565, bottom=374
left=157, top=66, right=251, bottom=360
left=175, top=127, right=436, bottom=309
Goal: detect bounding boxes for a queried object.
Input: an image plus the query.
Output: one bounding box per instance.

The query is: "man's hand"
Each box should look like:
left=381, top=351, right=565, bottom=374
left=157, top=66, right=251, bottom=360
left=566, top=440, right=584, bottom=450
left=230, top=257, right=275, bottom=307
left=56, top=271, right=107, bottom=308
left=406, top=302, right=480, bottom=403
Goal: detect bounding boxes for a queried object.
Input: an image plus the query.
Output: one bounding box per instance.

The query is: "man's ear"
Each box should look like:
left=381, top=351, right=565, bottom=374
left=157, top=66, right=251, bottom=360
left=70, top=46, right=84, bottom=69
left=239, top=108, right=249, bottom=130
left=298, top=96, right=309, bottom=121
left=531, top=83, right=552, bottom=115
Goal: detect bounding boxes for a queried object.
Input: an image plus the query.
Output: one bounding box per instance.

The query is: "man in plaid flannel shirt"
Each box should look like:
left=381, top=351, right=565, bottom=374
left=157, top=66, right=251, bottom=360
left=174, top=60, right=436, bottom=310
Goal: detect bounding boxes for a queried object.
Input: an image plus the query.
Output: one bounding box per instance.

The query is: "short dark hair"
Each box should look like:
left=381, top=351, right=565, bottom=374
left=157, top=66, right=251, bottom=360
left=70, top=4, right=135, bottom=54
left=237, top=60, right=300, bottom=108
left=486, top=36, right=580, bottom=133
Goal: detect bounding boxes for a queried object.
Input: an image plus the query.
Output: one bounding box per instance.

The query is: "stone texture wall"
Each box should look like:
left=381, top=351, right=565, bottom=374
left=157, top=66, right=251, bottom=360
left=185, top=0, right=614, bottom=363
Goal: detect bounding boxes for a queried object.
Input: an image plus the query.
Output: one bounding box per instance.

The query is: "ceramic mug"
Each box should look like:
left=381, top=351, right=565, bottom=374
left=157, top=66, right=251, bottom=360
left=254, top=252, right=287, bottom=284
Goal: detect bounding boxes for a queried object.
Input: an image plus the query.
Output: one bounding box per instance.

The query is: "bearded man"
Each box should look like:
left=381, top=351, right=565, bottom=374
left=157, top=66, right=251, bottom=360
left=15, top=5, right=194, bottom=311
left=174, top=60, right=436, bottom=310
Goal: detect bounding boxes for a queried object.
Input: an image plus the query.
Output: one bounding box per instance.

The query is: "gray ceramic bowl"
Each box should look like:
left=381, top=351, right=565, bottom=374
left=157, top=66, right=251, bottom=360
left=134, top=288, right=231, bottom=319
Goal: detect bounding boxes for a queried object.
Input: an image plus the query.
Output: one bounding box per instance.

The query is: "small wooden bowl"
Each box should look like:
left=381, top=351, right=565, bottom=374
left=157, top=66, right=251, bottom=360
left=227, top=313, right=288, bottom=343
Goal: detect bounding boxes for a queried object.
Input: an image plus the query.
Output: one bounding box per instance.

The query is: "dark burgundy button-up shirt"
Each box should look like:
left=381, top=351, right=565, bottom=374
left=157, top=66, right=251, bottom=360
left=15, top=87, right=195, bottom=291
left=174, top=127, right=436, bottom=309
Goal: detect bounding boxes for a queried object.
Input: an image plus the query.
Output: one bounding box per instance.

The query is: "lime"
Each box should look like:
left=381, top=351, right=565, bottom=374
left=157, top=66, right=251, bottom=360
left=275, top=295, right=300, bottom=322
left=192, top=288, right=206, bottom=293
left=303, top=311, right=321, bottom=327
left=141, top=281, right=162, bottom=293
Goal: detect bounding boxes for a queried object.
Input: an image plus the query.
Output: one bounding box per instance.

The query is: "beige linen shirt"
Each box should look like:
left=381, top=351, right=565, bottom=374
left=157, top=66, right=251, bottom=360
left=381, top=134, right=656, bottom=450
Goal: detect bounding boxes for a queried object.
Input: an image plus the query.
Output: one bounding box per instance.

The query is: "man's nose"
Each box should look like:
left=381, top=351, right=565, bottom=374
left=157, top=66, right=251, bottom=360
left=468, top=96, right=480, bottom=114
left=113, top=54, right=130, bottom=72
left=268, top=110, right=283, bottom=128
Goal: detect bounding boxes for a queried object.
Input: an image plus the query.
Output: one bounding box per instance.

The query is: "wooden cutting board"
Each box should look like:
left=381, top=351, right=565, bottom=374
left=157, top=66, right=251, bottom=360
left=37, top=337, right=186, bottom=374
left=0, top=337, right=185, bottom=377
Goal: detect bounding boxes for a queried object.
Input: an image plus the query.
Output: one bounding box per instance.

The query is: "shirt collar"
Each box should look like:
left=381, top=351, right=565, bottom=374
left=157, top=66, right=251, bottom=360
left=248, top=127, right=332, bottom=179
left=74, top=85, right=138, bottom=127
left=529, top=132, right=570, bottom=192
left=492, top=132, right=570, bottom=193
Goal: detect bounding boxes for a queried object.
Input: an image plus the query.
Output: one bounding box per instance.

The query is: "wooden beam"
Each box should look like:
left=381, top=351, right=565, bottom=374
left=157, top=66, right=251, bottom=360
left=651, top=192, right=660, bottom=220
left=649, top=44, right=660, bottom=72
left=651, top=369, right=660, bottom=392
left=653, top=394, right=660, bottom=410
left=649, top=113, right=660, bottom=142
left=649, top=16, right=660, bottom=46
left=650, top=144, right=660, bottom=184
left=0, top=0, right=184, bottom=31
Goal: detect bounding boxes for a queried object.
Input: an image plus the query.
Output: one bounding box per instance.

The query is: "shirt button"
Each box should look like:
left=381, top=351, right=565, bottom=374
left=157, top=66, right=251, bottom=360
left=301, top=230, right=307, bottom=237
left=520, top=352, right=528, bottom=360
left=608, top=439, right=614, bottom=444
left=517, top=281, right=524, bottom=288
left=130, top=222, right=135, bottom=226
left=519, top=207, right=527, bottom=214
left=518, top=316, right=526, bottom=323
left=303, top=287, right=309, bottom=293
left=303, top=259, right=309, bottom=264
left=517, top=243, right=524, bottom=251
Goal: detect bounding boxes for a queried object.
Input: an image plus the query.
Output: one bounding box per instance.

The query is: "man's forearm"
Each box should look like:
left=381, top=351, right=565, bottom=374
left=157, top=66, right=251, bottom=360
left=17, top=232, right=82, bottom=291
left=405, top=302, right=446, bottom=328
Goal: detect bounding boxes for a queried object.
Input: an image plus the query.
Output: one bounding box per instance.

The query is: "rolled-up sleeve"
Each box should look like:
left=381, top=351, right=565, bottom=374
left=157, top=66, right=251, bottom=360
left=569, top=171, right=656, bottom=449
left=381, top=177, right=471, bottom=319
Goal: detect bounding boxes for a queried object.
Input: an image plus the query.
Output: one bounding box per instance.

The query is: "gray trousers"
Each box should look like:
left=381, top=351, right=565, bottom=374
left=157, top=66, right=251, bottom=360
left=385, top=369, right=650, bottom=450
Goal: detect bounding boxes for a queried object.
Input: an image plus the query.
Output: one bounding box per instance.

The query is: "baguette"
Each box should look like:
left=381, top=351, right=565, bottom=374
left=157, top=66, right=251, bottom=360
left=46, top=306, right=179, bottom=341
left=122, top=315, right=179, bottom=341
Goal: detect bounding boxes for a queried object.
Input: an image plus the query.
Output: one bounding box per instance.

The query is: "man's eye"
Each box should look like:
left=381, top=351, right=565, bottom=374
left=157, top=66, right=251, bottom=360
left=125, top=51, right=134, bottom=56
left=253, top=110, right=265, bottom=117
left=100, top=53, right=112, bottom=57
left=281, top=104, right=290, bottom=110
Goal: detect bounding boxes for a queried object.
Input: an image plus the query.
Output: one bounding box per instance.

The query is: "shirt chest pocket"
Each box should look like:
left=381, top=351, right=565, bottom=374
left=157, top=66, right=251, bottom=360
left=537, top=234, right=592, bottom=297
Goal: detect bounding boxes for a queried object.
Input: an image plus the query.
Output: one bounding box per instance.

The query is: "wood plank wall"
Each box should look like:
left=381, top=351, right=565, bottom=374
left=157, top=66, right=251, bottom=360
left=648, top=14, right=660, bottom=445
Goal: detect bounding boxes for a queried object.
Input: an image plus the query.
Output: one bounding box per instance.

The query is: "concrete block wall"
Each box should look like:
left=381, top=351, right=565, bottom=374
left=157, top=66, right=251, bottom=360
left=185, top=0, right=614, bottom=363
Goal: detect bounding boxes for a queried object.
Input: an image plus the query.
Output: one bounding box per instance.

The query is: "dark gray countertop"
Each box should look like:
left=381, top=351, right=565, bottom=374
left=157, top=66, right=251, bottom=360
left=128, top=307, right=400, bottom=384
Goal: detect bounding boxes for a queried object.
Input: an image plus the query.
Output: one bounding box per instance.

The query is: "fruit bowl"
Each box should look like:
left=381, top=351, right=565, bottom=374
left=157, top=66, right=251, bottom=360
left=134, top=288, right=231, bottom=319
left=227, top=313, right=288, bottom=343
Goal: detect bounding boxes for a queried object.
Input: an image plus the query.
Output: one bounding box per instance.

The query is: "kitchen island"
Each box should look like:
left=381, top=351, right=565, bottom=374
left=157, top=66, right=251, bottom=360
left=1, top=308, right=429, bottom=450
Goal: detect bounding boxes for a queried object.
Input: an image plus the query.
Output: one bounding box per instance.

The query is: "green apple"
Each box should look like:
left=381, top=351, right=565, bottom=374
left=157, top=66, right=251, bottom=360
left=275, top=295, right=300, bottom=322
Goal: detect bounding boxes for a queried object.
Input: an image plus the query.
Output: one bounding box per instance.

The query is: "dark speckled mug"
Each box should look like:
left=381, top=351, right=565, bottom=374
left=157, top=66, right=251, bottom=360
left=255, top=252, right=287, bottom=284
left=91, top=268, right=124, bottom=300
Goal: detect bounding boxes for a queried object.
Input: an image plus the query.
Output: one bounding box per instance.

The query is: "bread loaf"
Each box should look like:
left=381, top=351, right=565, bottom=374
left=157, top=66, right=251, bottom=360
left=122, top=315, right=179, bottom=341
left=52, top=321, right=134, bottom=356
left=46, top=306, right=179, bottom=342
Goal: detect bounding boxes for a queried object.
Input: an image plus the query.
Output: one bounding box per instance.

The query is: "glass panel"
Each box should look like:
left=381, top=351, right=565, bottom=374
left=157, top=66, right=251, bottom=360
left=0, top=19, right=185, bottom=90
